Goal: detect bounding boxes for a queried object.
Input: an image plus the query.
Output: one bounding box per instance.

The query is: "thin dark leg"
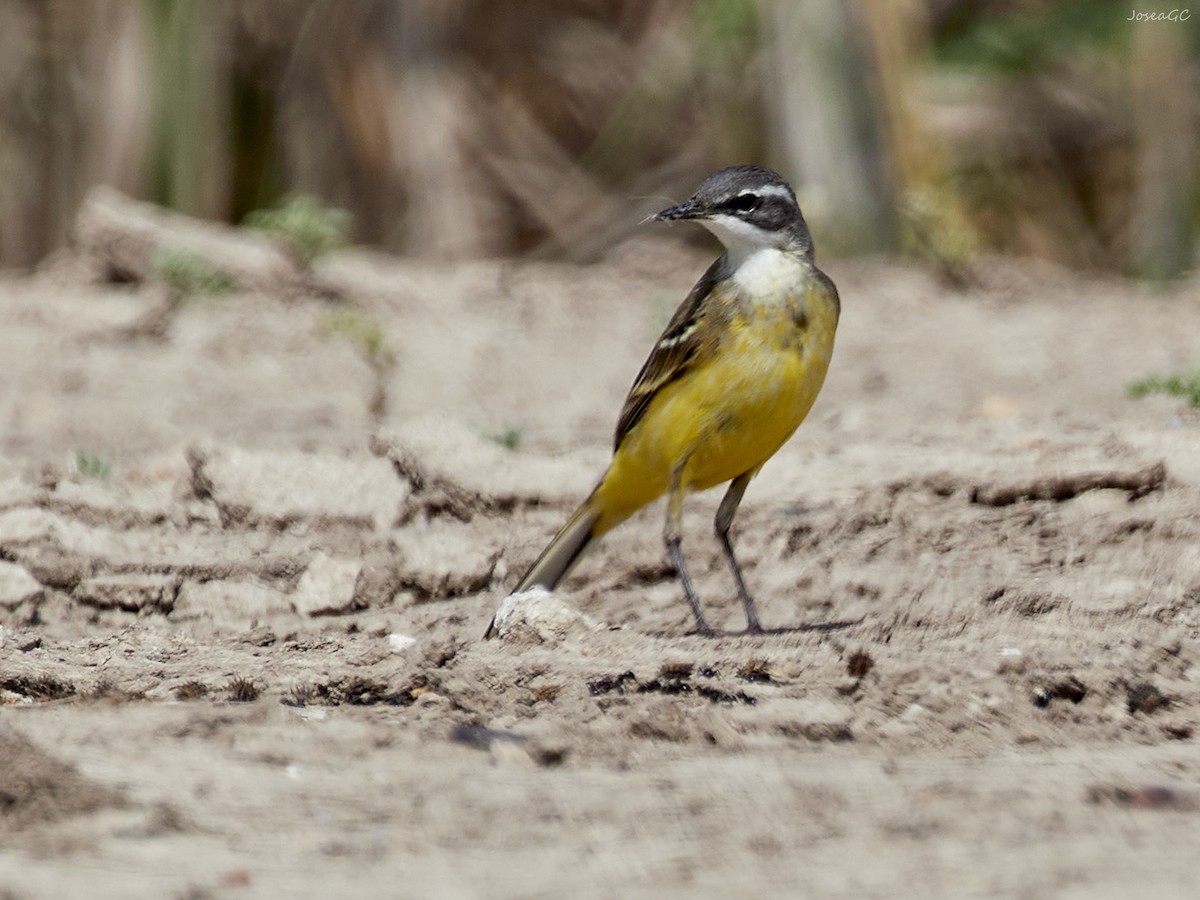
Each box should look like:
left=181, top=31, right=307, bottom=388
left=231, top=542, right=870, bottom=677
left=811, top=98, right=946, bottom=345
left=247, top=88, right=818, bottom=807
left=715, top=472, right=763, bottom=633
left=666, top=536, right=710, bottom=635
left=664, top=467, right=711, bottom=634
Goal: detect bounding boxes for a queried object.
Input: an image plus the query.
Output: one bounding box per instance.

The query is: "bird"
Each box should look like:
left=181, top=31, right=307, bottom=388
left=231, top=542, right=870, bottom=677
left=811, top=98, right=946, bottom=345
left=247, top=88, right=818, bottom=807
left=485, top=165, right=840, bottom=638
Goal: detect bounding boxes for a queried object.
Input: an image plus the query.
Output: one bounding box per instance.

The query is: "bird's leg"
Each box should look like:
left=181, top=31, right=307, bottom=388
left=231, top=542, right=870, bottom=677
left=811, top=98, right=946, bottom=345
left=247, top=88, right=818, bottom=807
left=715, top=472, right=763, bottom=634
left=664, top=467, right=711, bottom=635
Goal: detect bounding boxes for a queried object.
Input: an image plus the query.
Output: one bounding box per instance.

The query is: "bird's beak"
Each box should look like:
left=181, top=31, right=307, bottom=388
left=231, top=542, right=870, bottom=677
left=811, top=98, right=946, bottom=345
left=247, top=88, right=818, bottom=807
left=650, top=199, right=705, bottom=223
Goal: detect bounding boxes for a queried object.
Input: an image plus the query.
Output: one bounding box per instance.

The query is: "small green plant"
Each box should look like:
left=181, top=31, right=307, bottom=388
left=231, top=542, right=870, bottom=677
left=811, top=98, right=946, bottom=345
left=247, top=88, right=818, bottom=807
left=318, top=310, right=395, bottom=420
left=488, top=425, right=523, bottom=451
left=319, top=310, right=393, bottom=369
left=1128, top=369, right=1200, bottom=407
left=243, top=195, right=351, bottom=267
left=149, top=246, right=233, bottom=295
left=76, top=453, right=111, bottom=480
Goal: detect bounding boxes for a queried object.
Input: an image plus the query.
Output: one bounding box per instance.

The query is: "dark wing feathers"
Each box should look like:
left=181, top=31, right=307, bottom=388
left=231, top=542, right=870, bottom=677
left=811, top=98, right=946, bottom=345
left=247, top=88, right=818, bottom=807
left=613, top=257, right=727, bottom=451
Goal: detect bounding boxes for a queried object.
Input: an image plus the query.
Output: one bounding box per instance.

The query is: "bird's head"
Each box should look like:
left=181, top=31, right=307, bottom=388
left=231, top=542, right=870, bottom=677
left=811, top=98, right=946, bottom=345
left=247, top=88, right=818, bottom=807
left=652, top=165, right=813, bottom=261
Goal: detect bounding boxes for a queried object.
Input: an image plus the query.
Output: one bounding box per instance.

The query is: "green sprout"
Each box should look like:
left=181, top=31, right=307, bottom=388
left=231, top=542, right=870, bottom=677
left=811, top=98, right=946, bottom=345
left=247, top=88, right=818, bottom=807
left=243, top=195, right=351, bottom=267
left=149, top=246, right=233, bottom=295
left=319, top=310, right=392, bottom=369
left=1128, top=370, right=1200, bottom=408
left=488, top=425, right=524, bottom=451
left=318, top=310, right=395, bottom=420
left=76, top=453, right=111, bottom=480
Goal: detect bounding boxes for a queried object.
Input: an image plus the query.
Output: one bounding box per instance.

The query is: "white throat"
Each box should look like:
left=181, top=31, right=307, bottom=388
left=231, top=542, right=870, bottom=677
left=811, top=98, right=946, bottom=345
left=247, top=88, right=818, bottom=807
left=701, top=213, right=803, bottom=298
left=701, top=213, right=781, bottom=268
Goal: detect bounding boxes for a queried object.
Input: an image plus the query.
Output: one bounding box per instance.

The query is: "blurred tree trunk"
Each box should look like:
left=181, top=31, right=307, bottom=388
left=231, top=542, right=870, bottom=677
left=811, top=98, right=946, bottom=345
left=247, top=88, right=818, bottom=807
left=863, top=0, right=976, bottom=284
left=859, top=0, right=956, bottom=198
left=759, top=0, right=896, bottom=252
left=0, top=1, right=151, bottom=267
left=269, top=1, right=395, bottom=246
left=36, top=4, right=78, bottom=263
left=83, top=2, right=152, bottom=198
left=0, top=2, right=75, bottom=267
left=1130, top=22, right=1195, bottom=281
left=147, top=0, right=233, bottom=220
left=383, top=1, right=496, bottom=258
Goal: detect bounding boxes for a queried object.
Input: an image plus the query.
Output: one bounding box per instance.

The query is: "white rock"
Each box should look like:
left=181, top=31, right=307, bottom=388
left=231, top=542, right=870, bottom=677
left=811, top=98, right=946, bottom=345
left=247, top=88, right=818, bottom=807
left=291, top=552, right=362, bottom=616
left=488, top=587, right=598, bottom=643
left=387, top=633, right=417, bottom=654
left=0, top=561, right=42, bottom=609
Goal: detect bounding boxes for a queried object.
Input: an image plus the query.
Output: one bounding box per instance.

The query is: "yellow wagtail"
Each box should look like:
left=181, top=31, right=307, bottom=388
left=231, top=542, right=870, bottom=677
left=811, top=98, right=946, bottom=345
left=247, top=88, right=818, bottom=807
left=485, top=165, right=840, bottom=637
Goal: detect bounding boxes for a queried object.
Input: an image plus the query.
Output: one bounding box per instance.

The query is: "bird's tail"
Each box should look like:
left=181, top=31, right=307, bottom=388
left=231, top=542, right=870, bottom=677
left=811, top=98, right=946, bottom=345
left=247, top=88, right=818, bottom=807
left=483, top=500, right=602, bottom=639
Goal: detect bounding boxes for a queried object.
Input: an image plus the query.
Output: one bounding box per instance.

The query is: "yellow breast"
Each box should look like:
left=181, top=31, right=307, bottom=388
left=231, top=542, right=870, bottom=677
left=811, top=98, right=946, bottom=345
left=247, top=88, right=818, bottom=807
left=594, top=261, right=838, bottom=532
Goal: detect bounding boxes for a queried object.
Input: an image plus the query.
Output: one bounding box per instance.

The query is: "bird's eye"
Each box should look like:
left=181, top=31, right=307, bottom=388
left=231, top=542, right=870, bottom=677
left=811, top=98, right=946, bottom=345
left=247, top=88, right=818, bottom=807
left=726, top=193, right=760, bottom=213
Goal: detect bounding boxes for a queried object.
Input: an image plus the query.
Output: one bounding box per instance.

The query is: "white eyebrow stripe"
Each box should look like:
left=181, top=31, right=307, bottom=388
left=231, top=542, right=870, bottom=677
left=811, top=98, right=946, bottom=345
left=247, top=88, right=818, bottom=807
left=739, top=184, right=793, bottom=201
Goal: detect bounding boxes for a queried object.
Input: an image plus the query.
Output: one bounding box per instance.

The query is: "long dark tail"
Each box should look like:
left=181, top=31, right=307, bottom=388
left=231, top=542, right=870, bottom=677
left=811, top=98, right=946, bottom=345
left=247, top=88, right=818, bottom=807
left=483, top=501, right=601, bottom=638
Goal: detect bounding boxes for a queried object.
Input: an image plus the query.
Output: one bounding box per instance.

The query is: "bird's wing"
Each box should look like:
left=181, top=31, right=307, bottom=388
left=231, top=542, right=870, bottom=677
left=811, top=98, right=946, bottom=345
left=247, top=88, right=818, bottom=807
left=613, top=257, right=728, bottom=451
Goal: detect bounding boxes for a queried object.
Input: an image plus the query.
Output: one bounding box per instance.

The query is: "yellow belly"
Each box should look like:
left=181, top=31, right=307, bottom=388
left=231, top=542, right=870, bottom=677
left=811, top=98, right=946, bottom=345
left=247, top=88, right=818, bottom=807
left=592, top=309, right=834, bottom=533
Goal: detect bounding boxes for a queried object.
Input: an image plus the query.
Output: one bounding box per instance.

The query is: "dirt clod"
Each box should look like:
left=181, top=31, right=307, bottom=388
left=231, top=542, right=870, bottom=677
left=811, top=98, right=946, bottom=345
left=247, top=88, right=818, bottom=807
left=1126, top=682, right=1169, bottom=715
left=846, top=649, right=875, bottom=679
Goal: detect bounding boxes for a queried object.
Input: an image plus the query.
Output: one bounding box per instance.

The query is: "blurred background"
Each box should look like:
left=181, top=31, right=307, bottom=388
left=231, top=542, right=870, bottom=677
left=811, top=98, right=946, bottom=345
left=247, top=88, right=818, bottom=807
left=0, top=0, right=1196, bottom=279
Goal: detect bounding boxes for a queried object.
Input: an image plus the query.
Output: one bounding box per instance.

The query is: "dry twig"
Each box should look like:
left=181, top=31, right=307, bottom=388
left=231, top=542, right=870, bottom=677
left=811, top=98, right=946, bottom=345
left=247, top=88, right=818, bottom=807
left=969, top=462, right=1166, bottom=507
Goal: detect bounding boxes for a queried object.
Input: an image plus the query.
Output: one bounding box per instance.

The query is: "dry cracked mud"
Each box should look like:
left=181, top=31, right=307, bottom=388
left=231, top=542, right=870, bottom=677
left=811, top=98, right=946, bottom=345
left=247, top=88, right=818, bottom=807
left=1, top=218, right=1199, bottom=897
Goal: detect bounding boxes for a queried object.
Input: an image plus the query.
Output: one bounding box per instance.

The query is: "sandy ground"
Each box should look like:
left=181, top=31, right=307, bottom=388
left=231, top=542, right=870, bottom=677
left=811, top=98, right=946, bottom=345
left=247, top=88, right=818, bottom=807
left=1, top=228, right=1200, bottom=898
